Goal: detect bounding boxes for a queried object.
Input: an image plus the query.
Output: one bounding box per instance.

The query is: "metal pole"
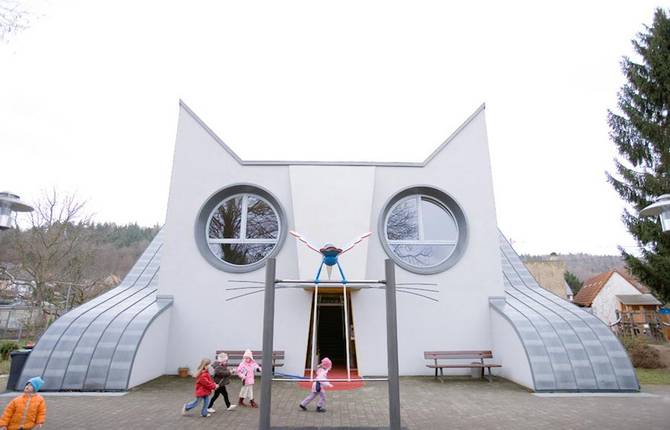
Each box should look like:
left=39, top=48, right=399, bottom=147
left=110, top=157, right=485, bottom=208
left=65, top=283, right=72, bottom=313
left=309, top=281, right=320, bottom=381
left=259, top=258, right=276, bottom=430
left=385, top=259, right=401, bottom=430
left=343, top=280, right=351, bottom=381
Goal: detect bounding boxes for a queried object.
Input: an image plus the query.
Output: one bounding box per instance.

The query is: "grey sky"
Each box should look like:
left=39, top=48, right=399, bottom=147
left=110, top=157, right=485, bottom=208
left=0, top=1, right=663, bottom=255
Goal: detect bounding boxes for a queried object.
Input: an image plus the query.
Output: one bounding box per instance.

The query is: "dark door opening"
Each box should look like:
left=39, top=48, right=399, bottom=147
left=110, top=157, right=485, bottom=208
left=305, top=292, right=357, bottom=370
left=318, top=303, right=345, bottom=366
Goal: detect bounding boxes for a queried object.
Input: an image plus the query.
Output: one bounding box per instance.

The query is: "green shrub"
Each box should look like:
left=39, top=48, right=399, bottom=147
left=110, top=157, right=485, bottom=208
left=0, top=341, right=20, bottom=361
left=621, top=336, right=664, bottom=369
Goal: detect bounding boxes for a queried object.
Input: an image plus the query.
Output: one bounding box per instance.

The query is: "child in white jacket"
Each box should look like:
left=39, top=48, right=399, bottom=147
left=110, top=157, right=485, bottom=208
left=299, top=357, right=333, bottom=412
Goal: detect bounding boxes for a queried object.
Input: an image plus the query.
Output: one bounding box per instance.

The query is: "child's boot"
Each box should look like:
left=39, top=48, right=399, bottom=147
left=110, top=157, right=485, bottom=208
left=299, top=404, right=307, bottom=411
left=316, top=406, right=326, bottom=413
left=250, top=399, right=259, bottom=408
left=238, top=397, right=247, bottom=407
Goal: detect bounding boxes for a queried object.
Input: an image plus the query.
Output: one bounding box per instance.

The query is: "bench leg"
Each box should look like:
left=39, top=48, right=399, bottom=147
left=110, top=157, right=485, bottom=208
left=486, top=367, right=492, bottom=382
left=439, top=368, right=444, bottom=383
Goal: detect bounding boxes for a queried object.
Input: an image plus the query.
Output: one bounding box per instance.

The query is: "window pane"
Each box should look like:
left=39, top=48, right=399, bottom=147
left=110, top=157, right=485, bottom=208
left=208, top=243, right=275, bottom=265
left=246, top=196, right=279, bottom=239
left=208, top=196, right=242, bottom=239
left=389, top=244, right=455, bottom=267
left=387, top=197, right=419, bottom=240
left=421, top=197, right=458, bottom=240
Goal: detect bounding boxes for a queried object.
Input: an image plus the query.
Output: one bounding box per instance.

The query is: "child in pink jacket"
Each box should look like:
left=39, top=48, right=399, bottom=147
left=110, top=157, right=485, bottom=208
left=236, top=349, right=261, bottom=408
left=299, top=357, right=333, bottom=412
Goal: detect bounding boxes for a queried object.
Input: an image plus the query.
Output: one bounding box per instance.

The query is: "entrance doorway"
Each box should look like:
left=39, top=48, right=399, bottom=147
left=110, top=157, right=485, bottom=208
left=305, top=292, right=357, bottom=370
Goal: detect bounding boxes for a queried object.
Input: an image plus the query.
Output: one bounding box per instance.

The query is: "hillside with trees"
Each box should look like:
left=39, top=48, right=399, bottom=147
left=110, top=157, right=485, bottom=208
left=521, top=253, right=626, bottom=284
left=0, top=222, right=159, bottom=285
left=0, top=191, right=159, bottom=333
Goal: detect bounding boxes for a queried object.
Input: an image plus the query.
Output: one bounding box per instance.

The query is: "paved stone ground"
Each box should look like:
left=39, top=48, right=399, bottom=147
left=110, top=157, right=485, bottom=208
left=1, top=376, right=669, bottom=429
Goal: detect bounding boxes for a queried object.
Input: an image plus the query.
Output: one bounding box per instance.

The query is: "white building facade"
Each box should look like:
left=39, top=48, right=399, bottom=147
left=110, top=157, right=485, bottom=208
left=19, top=101, right=639, bottom=392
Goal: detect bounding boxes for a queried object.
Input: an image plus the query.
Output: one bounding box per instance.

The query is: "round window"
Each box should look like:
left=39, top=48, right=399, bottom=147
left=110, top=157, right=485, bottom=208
left=379, top=187, right=467, bottom=274
left=196, top=185, right=286, bottom=272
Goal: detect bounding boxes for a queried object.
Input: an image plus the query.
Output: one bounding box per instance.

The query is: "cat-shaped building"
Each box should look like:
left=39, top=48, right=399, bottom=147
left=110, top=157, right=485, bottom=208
left=19, top=101, right=639, bottom=392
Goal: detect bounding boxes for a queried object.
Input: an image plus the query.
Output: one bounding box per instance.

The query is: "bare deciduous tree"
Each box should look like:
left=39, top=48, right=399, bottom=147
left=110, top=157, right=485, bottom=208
left=0, top=0, right=31, bottom=40
left=6, top=190, right=104, bottom=330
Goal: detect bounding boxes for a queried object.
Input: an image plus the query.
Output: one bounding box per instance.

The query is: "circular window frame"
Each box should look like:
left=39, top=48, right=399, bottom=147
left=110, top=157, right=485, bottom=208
left=195, top=184, right=287, bottom=273
left=378, top=186, right=468, bottom=274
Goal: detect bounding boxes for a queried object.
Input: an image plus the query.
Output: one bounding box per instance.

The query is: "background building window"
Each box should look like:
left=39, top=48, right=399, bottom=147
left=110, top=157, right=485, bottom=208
left=379, top=186, right=467, bottom=274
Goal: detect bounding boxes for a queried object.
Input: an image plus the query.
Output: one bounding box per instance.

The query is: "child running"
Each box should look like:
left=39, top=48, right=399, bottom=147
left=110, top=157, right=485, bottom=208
left=0, top=376, right=46, bottom=430
left=299, top=357, right=333, bottom=412
left=181, top=359, right=218, bottom=418
left=207, top=352, right=237, bottom=413
left=237, top=349, right=261, bottom=408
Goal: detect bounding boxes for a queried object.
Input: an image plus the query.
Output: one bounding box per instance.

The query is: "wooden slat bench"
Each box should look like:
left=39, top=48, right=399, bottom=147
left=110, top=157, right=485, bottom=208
left=424, top=350, right=501, bottom=382
left=215, top=350, right=285, bottom=373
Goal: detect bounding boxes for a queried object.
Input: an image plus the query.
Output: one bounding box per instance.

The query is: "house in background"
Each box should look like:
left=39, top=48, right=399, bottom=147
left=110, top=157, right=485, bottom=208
left=573, top=269, right=665, bottom=340
left=524, top=258, right=573, bottom=301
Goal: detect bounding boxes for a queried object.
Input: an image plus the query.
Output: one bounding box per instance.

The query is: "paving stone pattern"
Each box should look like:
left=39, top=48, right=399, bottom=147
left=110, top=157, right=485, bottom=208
left=1, top=376, right=669, bottom=429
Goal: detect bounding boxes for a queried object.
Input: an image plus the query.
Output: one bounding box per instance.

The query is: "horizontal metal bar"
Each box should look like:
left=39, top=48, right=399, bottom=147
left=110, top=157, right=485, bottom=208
left=275, top=280, right=386, bottom=285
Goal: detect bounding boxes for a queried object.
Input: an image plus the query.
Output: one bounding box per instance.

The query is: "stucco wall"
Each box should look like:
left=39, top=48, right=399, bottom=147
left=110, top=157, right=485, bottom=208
left=489, top=305, right=533, bottom=389
left=358, top=110, right=503, bottom=375
left=159, top=102, right=504, bottom=377
left=591, top=272, right=641, bottom=325
left=128, top=307, right=171, bottom=388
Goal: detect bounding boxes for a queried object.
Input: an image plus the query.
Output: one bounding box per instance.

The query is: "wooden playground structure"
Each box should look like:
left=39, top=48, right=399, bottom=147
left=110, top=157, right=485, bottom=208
left=611, top=309, right=670, bottom=342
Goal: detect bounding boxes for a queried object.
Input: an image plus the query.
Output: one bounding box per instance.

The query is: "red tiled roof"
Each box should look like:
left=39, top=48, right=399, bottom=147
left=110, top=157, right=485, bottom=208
left=573, top=269, right=651, bottom=306
left=573, top=271, right=612, bottom=306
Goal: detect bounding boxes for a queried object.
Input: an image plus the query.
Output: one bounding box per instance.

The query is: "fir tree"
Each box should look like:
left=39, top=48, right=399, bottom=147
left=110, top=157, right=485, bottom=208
left=564, top=271, right=583, bottom=295
left=607, top=8, right=670, bottom=302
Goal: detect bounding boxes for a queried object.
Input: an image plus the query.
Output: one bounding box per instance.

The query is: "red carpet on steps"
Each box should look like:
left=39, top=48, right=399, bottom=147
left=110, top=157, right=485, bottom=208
left=297, top=369, right=365, bottom=391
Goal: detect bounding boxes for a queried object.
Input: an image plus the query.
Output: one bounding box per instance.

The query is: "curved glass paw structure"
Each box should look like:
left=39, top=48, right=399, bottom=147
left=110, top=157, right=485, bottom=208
left=492, top=231, right=639, bottom=392
left=18, top=231, right=172, bottom=391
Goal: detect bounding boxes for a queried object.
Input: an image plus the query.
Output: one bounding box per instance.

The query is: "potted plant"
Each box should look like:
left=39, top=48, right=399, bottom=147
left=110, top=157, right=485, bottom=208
left=178, top=366, right=190, bottom=378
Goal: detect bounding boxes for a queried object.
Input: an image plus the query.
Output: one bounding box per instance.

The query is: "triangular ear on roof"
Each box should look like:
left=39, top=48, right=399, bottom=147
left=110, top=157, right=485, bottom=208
left=178, top=99, right=245, bottom=165
left=422, top=103, right=487, bottom=166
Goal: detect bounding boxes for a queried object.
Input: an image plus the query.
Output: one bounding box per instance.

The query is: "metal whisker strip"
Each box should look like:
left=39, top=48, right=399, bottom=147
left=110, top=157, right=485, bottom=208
left=397, top=289, right=438, bottom=302
left=351, top=285, right=438, bottom=294
left=227, top=285, right=318, bottom=299
left=396, top=286, right=439, bottom=293
left=226, top=289, right=265, bottom=301
left=396, top=282, right=437, bottom=286
left=228, top=285, right=438, bottom=301
left=228, top=280, right=265, bottom=284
